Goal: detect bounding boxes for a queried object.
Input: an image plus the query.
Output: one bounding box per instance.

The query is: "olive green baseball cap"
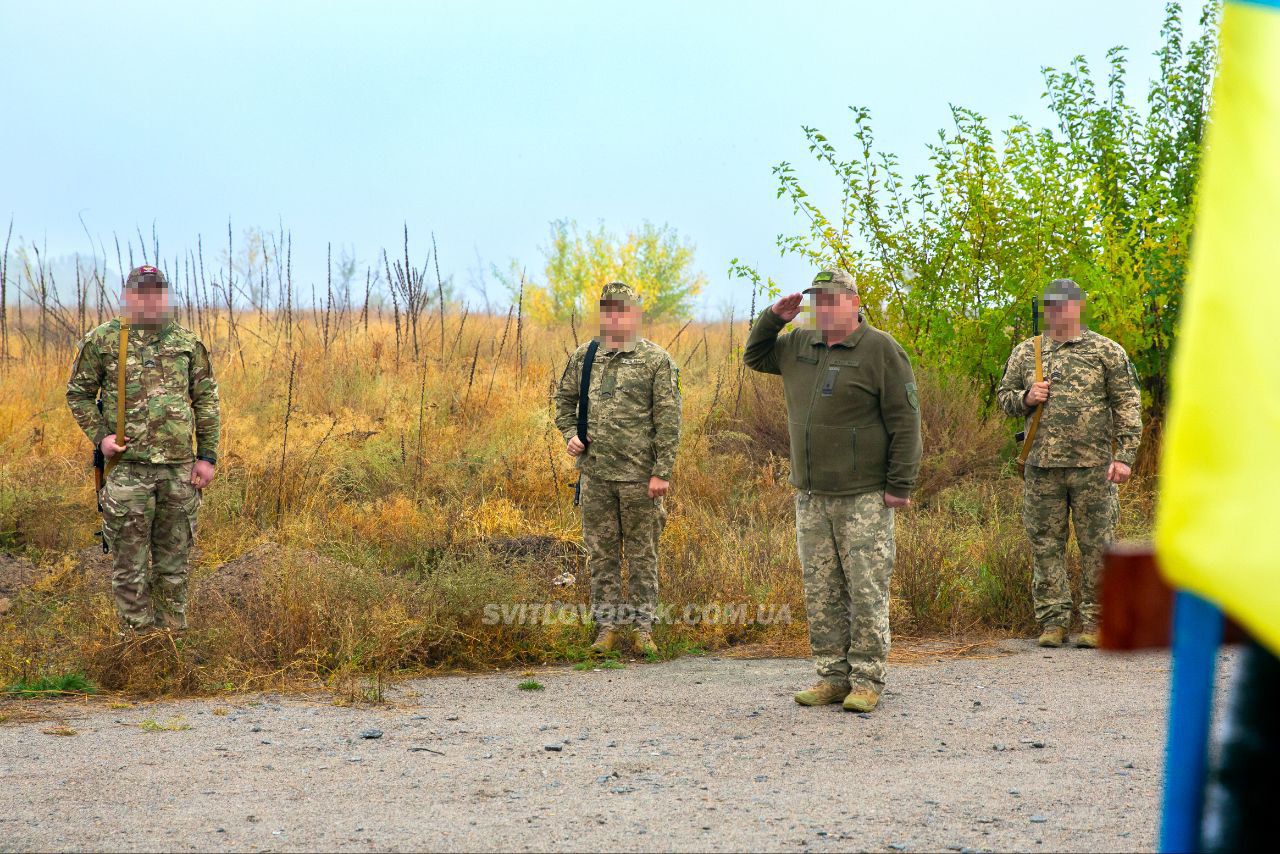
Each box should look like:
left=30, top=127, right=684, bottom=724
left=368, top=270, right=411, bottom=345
left=600, top=281, right=640, bottom=305
left=125, top=265, right=168, bottom=289
left=803, top=268, right=857, bottom=294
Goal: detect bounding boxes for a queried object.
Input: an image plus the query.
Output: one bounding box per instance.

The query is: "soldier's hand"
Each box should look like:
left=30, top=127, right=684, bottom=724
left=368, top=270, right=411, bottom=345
left=772, top=293, right=804, bottom=322
left=883, top=492, right=911, bottom=509
left=648, top=476, right=669, bottom=499
left=566, top=435, right=586, bottom=457
left=1107, top=461, right=1132, bottom=485
left=1024, top=381, right=1050, bottom=407
left=101, top=433, right=128, bottom=457
left=191, top=460, right=216, bottom=490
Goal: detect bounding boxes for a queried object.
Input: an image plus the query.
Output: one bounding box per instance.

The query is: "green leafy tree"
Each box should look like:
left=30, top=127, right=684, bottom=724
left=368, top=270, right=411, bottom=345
left=734, top=1, right=1218, bottom=424
left=527, top=220, right=705, bottom=323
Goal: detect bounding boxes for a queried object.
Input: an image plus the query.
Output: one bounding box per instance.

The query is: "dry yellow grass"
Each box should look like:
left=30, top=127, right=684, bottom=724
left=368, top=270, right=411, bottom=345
left=0, top=305, right=1153, bottom=696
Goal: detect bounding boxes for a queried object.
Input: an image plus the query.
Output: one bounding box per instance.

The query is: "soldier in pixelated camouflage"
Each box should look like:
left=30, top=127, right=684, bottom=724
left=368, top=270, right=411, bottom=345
left=66, top=265, right=220, bottom=631
left=554, top=282, right=682, bottom=656
left=997, top=278, right=1142, bottom=649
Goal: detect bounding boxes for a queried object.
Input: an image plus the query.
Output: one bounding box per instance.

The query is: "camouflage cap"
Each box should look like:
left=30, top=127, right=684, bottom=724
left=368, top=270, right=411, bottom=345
left=600, top=281, right=640, bottom=305
left=125, top=265, right=168, bottom=290
left=803, top=268, right=857, bottom=295
left=1043, top=278, right=1085, bottom=303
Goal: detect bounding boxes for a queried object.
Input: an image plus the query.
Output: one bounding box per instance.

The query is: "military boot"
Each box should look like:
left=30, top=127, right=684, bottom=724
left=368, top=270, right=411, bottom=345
left=842, top=687, right=881, bottom=713
left=1038, top=625, right=1067, bottom=648
left=793, top=680, right=851, bottom=707
left=633, top=629, right=659, bottom=657
left=590, top=627, right=621, bottom=654
left=1076, top=625, right=1100, bottom=649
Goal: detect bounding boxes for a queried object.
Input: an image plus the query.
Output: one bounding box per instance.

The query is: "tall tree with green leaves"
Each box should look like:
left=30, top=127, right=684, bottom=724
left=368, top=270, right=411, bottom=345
left=527, top=220, right=705, bottom=323
left=734, top=1, right=1218, bottom=425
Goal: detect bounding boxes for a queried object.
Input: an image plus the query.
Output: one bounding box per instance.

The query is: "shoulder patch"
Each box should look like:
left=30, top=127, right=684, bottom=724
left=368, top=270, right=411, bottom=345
left=905, top=381, right=919, bottom=411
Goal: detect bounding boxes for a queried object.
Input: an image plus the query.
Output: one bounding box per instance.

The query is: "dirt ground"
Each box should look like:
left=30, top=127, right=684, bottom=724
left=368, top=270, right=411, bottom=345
left=0, top=640, right=1236, bottom=853
left=0, top=553, right=46, bottom=602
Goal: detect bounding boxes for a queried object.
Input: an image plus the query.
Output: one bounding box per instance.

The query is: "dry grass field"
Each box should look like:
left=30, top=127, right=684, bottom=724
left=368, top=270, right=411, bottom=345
left=0, top=284, right=1154, bottom=697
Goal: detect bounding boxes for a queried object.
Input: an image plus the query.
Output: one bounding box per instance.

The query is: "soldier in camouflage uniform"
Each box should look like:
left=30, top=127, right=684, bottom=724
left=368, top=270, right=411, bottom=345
left=745, top=269, right=922, bottom=712
left=554, top=282, right=682, bottom=656
left=997, top=279, right=1142, bottom=648
left=66, top=265, right=220, bottom=631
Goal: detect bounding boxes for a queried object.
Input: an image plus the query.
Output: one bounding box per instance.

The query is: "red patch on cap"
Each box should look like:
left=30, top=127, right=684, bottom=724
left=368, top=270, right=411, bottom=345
left=140, top=265, right=157, bottom=273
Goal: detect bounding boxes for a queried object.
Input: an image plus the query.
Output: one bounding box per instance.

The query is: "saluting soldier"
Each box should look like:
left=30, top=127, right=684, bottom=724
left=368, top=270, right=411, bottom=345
left=997, top=279, right=1142, bottom=648
left=745, top=269, right=922, bottom=713
left=554, top=282, right=682, bottom=656
left=66, top=265, right=220, bottom=632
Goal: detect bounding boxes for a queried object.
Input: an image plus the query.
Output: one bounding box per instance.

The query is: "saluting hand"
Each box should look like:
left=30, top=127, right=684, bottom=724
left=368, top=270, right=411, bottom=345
left=772, top=293, right=804, bottom=322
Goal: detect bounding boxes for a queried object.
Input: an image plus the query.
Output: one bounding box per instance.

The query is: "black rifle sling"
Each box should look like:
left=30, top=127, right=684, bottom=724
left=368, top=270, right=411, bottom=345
left=576, top=340, right=600, bottom=445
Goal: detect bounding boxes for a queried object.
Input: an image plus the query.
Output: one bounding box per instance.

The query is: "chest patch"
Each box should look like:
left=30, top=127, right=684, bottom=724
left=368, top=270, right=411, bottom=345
left=821, top=366, right=840, bottom=396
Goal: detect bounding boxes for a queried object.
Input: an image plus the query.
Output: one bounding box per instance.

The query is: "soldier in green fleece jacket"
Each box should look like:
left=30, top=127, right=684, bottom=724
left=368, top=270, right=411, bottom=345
left=744, top=269, right=921, bottom=713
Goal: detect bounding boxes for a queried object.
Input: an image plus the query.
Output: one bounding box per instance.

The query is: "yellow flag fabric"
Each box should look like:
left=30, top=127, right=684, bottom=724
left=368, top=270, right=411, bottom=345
left=1156, top=0, right=1280, bottom=656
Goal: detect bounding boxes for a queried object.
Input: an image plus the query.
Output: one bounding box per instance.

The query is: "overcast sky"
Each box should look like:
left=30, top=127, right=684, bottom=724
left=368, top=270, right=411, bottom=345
left=1, top=0, right=1186, bottom=315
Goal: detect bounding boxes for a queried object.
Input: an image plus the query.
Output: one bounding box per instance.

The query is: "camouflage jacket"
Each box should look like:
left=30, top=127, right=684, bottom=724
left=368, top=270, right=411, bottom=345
left=66, top=318, right=221, bottom=465
left=997, top=329, right=1142, bottom=467
left=553, top=338, right=682, bottom=481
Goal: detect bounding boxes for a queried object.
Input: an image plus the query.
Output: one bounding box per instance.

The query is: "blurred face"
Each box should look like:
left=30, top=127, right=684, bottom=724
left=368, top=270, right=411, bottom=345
left=1043, top=297, right=1082, bottom=328
left=812, top=290, right=860, bottom=334
left=123, top=285, right=171, bottom=326
left=600, top=300, right=641, bottom=343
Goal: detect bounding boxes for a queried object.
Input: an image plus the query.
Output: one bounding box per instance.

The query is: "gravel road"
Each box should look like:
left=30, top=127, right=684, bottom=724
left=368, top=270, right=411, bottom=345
left=0, top=640, right=1236, bottom=853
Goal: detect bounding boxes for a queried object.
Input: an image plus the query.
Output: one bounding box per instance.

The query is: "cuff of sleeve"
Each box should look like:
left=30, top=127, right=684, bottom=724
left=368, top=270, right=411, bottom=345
left=562, top=429, right=578, bottom=444
left=196, top=449, right=218, bottom=465
left=651, top=470, right=671, bottom=481
left=885, top=484, right=913, bottom=500
left=93, top=426, right=111, bottom=447
left=1115, top=452, right=1136, bottom=467
left=762, top=307, right=789, bottom=328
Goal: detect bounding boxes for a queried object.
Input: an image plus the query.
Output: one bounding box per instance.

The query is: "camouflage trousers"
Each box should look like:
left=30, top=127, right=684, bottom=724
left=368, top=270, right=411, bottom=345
left=795, top=490, right=895, bottom=693
left=581, top=475, right=666, bottom=630
left=101, top=461, right=201, bottom=630
left=1022, top=464, right=1118, bottom=630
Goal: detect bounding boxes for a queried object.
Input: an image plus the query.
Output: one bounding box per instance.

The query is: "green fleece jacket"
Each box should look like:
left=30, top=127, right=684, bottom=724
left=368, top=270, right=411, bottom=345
left=744, top=308, right=921, bottom=499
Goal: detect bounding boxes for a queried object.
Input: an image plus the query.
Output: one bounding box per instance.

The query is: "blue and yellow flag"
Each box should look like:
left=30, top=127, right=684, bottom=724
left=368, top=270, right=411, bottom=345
left=1156, top=0, right=1280, bottom=655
